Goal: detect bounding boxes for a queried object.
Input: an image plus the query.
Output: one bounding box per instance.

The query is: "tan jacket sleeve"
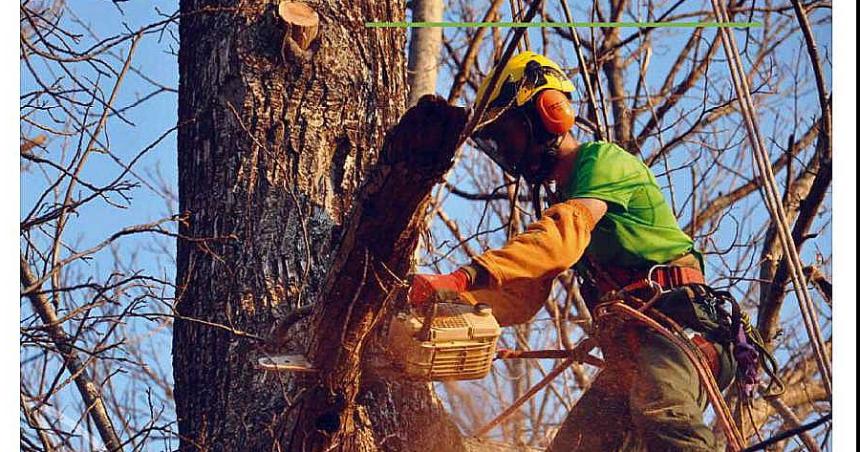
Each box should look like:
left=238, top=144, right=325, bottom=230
left=459, top=199, right=597, bottom=326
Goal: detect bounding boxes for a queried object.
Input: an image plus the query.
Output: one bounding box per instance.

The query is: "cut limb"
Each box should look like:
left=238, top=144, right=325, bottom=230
left=278, top=1, right=319, bottom=50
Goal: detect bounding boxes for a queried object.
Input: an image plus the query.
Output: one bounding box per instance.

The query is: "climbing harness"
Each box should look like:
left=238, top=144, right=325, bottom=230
left=473, top=261, right=786, bottom=451
left=591, top=281, right=746, bottom=451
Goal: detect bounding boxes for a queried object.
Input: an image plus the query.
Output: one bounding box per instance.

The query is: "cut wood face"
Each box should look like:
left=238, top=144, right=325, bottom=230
left=278, top=2, right=318, bottom=27
left=278, top=1, right=320, bottom=51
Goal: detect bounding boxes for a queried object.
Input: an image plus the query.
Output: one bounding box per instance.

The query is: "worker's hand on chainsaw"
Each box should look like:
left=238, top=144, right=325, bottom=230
left=408, top=268, right=473, bottom=306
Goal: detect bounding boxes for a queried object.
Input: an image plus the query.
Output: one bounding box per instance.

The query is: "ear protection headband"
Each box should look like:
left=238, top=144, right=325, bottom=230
left=534, top=89, right=575, bottom=135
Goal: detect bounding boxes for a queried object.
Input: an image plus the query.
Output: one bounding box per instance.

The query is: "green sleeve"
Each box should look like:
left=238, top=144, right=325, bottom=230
left=566, top=142, right=643, bottom=210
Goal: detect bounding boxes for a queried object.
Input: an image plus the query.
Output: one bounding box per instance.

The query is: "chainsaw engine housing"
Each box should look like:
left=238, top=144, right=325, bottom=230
left=386, top=301, right=501, bottom=381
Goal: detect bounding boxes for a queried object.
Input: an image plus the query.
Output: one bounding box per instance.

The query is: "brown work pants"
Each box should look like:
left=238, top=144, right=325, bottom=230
left=547, top=326, right=721, bottom=451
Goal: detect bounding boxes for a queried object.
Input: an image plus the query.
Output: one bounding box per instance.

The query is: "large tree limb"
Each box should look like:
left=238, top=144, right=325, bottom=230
left=756, top=101, right=832, bottom=345
left=288, top=95, right=468, bottom=449
left=757, top=134, right=831, bottom=345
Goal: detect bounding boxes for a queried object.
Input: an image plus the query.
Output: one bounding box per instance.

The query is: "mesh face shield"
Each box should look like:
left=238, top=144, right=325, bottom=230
left=472, top=109, right=531, bottom=178
left=472, top=107, right=562, bottom=184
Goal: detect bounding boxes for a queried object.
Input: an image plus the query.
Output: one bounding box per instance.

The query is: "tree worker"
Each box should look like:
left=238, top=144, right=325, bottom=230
left=407, top=52, right=747, bottom=451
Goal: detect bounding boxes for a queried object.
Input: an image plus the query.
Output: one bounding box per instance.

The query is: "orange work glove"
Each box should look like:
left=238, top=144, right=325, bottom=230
left=407, top=268, right=473, bottom=306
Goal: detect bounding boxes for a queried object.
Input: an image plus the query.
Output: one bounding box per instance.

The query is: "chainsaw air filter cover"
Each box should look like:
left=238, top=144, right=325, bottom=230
left=386, top=301, right=501, bottom=381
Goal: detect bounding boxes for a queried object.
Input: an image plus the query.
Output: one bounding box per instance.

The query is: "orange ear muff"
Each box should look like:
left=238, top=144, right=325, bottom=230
left=535, top=89, right=575, bottom=135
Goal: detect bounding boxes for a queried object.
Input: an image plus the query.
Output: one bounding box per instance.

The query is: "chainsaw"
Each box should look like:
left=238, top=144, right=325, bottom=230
left=257, top=297, right=502, bottom=382
left=383, top=299, right=501, bottom=381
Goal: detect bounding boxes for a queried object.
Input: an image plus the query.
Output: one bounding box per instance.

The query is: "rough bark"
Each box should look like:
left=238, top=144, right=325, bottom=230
left=174, top=1, right=466, bottom=450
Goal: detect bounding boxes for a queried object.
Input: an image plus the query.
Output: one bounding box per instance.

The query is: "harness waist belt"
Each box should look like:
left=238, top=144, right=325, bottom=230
left=595, top=263, right=705, bottom=295
left=650, top=266, right=705, bottom=289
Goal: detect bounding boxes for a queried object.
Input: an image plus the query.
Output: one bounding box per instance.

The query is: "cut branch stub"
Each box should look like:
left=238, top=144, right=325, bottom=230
left=278, top=1, right=319, bottom=51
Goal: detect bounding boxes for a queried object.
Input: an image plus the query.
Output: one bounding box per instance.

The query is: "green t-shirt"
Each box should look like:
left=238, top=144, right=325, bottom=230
left=561, top=141, right=700, bottom=269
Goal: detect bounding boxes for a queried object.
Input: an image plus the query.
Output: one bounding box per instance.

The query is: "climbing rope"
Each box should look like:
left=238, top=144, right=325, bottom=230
left=709, top=0, right=832, bottom=396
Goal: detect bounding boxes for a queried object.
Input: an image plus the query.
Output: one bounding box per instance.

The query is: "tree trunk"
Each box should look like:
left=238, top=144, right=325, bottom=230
left=174, top=1, right=466, bottom=450
left=406, top=0, right=444, bottom=106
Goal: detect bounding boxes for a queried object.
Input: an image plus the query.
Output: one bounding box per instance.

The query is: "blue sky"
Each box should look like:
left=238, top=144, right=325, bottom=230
left=20, top=1, right=833, bottom=448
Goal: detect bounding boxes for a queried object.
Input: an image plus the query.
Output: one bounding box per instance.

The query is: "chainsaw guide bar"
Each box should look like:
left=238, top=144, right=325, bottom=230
left=256, top=354, right=317, bottom=373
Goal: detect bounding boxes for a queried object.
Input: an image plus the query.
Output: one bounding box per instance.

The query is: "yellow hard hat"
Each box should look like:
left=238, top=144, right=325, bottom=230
left=474, top=51, right=575, bottom=127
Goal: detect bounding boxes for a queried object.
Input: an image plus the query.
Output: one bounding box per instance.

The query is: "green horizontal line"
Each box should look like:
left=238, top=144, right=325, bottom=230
left=366, top=21, right=762, bottom=28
